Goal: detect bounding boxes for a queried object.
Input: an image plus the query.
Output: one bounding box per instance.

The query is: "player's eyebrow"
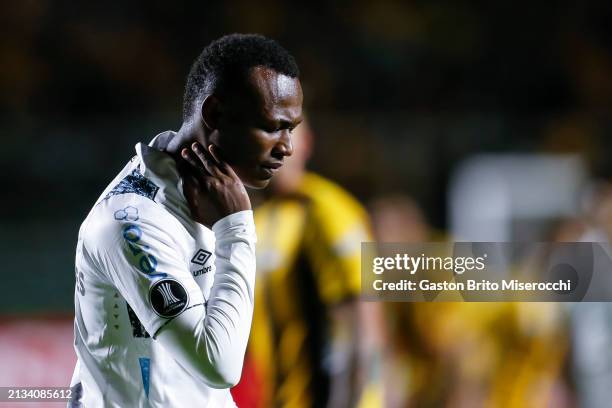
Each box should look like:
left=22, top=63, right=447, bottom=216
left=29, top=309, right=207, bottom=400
left=279, top=119, right=301, bottom=129
left=284, top=116, right=303, bottom=128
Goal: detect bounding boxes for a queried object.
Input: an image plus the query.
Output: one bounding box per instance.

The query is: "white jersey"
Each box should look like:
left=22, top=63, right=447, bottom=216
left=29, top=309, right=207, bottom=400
left=69, top=132, right=256, bottom=407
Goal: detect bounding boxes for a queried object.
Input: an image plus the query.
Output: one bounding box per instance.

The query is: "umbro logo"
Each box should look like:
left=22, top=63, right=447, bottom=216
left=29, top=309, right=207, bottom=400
left=191, top=249, right=212, bottom=277
left=191, top=249, right=212, bottom=266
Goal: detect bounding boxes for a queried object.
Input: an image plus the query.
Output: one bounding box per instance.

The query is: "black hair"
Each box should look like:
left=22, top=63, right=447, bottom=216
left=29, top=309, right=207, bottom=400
left=182, top=33, right=299, bottom=120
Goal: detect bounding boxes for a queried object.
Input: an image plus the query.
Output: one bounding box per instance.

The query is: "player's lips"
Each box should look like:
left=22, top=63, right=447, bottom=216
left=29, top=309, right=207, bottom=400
left=260, top=161, right=283, bottom=177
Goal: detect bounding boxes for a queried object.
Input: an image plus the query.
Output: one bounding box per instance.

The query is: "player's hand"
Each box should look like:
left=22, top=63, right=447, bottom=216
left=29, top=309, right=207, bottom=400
left=180, top=141, right=251, bottom=228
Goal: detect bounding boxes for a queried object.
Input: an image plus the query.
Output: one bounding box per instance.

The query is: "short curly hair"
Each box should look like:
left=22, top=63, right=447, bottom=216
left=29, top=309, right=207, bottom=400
left=182, top=33, right=300, bottom=120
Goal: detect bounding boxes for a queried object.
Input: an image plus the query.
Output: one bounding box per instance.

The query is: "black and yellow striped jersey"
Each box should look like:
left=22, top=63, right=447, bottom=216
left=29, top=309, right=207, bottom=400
left=248, top=172, right=371, bottom=407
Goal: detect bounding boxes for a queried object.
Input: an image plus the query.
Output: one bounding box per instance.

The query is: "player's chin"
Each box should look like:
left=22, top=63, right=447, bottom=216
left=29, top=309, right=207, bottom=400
left=241, top=165, right=279, bottom=189
left=240, top=170, right=273, bottom=189
left=243, top=176, right=272, bottom=189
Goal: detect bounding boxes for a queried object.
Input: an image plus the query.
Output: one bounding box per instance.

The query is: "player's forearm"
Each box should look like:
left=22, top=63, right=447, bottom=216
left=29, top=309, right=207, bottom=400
left=157, top=211, right=256, bottom=388
left=205, top=210, right=257, bottom=384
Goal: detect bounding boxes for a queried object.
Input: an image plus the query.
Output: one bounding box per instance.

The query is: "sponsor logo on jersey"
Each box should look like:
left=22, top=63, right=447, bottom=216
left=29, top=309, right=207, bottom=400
left=191, top=248, right=212, bottom=277
left=122, top=223, right=167, bottom=279
left=191, top=249, right=212, bottom=265
left=149, top=279, right=188, bottom=318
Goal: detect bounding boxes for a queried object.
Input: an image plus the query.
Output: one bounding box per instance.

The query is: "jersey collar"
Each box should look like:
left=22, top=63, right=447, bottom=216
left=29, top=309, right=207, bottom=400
left=134, top=131, right=202, bottom=233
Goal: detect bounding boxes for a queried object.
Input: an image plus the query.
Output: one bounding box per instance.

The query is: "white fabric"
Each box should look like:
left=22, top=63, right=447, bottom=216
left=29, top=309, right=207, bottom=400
left=69, top=132, right=256, bottom=407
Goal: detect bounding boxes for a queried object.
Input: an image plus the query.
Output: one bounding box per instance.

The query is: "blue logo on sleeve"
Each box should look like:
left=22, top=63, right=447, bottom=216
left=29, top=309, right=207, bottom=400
left=122, top=223, right=167, bottom=279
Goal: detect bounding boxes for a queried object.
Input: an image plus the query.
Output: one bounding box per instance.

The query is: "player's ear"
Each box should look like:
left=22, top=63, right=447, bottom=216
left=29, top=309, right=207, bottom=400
left=200, top=95, right=222, bottom=131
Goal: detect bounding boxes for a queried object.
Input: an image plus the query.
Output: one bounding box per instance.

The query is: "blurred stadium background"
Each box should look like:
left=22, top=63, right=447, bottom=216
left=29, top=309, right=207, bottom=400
left=1, top=1, right=612, bottom=407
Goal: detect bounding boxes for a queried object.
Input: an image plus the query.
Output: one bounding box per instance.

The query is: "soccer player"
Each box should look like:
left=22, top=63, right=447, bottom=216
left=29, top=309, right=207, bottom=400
left=68, top=34, right=303, bottom=407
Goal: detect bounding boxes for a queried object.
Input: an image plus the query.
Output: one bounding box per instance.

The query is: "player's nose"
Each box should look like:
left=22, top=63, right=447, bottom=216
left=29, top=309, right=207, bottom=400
left=274, top=130, right=293, bottom=158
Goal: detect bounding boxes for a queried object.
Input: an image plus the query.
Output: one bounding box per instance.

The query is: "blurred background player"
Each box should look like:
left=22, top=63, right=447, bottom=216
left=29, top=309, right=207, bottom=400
left=232, top=119, right=384, bottom=408
left=369, top=194, right=572, bottom=408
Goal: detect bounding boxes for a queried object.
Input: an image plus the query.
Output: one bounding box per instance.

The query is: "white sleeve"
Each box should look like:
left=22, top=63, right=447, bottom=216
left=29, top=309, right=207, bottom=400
left=87, top=201, right=205, bottom=337
left=155, top=210, right=257, bottom=388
